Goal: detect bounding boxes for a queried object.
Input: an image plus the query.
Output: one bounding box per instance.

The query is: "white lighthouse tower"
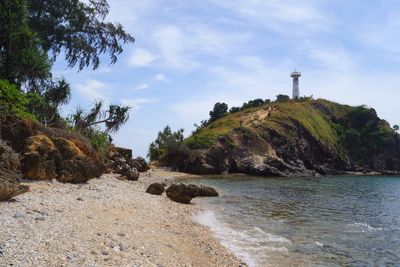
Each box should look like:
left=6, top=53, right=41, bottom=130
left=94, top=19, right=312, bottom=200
left=291, top=70, right=301, bottom=99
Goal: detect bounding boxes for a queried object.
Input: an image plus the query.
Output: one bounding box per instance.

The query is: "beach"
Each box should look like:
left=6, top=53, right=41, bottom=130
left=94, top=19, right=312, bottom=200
left=0, top=169, right=244, bottom=267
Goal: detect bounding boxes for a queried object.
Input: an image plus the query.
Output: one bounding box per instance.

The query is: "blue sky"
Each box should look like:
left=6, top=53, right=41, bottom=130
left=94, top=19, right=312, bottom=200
left=55, top=0, right=400, bottom=158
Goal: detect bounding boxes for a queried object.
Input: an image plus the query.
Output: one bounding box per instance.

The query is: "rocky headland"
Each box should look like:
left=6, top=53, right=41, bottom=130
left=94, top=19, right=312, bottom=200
left=169, top=99, right=400, bottom=177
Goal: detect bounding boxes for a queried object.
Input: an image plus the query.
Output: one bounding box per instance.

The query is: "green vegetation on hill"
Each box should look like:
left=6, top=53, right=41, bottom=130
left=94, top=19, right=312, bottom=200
left=151, top=97, right=400, bottom=175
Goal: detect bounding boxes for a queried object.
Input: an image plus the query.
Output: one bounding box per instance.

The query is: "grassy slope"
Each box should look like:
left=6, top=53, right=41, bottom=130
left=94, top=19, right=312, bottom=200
left=185, top=99, right=355, bottom=154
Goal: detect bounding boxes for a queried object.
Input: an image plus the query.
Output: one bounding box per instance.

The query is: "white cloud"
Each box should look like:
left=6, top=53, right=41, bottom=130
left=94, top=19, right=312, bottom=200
left=133, top=83, right=150, bottom=91
left=207, top=0, right=330, bottom=35
left=308, top=47, right=355, bottom=70
left=154, top=73, right=167, bottom=81
left=121, top=98, right=158, bottom=110
left=74, top=79, right=107, bottom=101
left=129, top=48, right=158, bottom=67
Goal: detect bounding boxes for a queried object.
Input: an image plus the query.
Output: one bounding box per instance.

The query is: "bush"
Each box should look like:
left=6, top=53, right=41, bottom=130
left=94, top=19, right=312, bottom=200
left=148, top=126, right=189, bottom=169
left=79, top=128, right=110, bottom=158
left=0, top=79, right=34, bottom=118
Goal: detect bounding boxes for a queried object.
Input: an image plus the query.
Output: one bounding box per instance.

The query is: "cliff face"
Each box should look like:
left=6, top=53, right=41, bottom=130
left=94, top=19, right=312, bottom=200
left=180, top=99, right=400, bottom=177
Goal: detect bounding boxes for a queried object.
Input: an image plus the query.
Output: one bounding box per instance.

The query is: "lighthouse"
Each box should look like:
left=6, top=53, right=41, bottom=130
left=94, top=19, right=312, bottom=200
left=291, top=70, right=301, bottom=99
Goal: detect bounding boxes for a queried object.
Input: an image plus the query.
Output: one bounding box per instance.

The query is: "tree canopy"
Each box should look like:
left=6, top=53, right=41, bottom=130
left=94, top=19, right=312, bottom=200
left=209, top=102, right=228, bottom=123
left=29, top=0, right=135, bottom=70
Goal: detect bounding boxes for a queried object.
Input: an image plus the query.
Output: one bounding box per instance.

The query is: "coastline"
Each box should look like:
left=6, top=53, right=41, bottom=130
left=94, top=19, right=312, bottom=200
left=0, top=169, right=244, bottom=267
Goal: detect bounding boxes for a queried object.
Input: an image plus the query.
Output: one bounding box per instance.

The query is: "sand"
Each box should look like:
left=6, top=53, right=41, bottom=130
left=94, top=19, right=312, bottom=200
left=0, top=169, right=245, bottom=267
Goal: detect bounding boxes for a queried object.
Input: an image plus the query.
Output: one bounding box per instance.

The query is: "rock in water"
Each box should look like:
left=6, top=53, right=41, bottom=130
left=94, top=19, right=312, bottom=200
left=146, top=183, right=165, bottom=195
left=0, top=178, right=29, bottom=201
left=166, top=183, right=199, bottom=204
left=197, top=185, right=219, bottom=197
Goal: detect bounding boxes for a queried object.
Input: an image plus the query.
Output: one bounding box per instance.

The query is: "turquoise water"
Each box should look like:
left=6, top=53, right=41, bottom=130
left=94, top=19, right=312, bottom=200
left=186, top=176, right=400, bottom=267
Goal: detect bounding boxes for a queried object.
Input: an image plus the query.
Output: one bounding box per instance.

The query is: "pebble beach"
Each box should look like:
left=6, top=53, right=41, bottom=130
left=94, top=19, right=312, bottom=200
left=0, top=169, right=244, bottom=267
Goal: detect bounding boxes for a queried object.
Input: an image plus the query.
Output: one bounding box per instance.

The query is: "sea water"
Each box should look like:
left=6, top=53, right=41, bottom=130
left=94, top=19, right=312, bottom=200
left=186, top=175, right=400, bottom=267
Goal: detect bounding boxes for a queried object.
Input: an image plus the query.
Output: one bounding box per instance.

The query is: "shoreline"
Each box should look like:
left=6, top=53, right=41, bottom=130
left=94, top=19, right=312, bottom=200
left=0, top=169, right=245, bottom=267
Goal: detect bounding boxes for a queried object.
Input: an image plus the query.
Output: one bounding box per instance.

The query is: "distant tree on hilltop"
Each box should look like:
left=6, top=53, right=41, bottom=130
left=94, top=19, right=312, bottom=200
left=276, top=94, right=290, bottom=102
left=209, top=102, right=228, bottom=122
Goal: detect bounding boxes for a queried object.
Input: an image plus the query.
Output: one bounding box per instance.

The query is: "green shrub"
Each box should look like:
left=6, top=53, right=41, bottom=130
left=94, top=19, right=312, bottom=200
left=0, top=79, right=34, bottom=118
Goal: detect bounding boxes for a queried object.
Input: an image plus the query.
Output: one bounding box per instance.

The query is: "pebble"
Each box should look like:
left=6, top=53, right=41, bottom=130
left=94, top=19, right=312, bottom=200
left=119, top=243, right=128, bottom=252
left=76, top=197, right=84, bottom=201
left=34, top=216, right=46, bottom=221
left=101, top=251, right=109, bottom=256
left=117, top=232, right=126, bottom=237
left=13, top=211, right=25, bottom=219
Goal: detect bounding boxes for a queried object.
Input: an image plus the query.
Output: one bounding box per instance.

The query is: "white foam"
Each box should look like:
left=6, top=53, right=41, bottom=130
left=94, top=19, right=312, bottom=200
left=347, top=222, right=382, bottom=232
left=194, top=210, right=290, bottom=267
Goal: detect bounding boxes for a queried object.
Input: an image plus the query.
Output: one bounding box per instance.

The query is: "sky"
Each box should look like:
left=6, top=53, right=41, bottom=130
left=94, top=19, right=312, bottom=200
left=54, top=0, right=400, bottom=158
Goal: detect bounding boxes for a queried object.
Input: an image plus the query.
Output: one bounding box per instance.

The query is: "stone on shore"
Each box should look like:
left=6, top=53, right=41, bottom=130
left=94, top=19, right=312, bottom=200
left=0, top=178, right=29, bottom=201
left=146, top=183, right=165, bottom=195
left=166, top=183, right=199, bottom=204
left=197, top=185, right=219, bottom=197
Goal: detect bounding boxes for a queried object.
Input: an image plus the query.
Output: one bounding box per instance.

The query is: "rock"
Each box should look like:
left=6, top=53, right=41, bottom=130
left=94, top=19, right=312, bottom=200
left=119, top=165, right=139, bottom=181
left=165, top=183, right=199, bottom=204
left=128, top=157, right=150, bottom=172
left=145, top=183, right=165, bottom=195
left=0, top=141, right=20, bottom=171
left=35, top=216, right=46, bottom=221
left=108, top=145, right=132, bottom=162
left=0, top=178, right=29, bottom=201
left=13, top=211, right=25, bottom=218
left=196, top=185, right=219, bottom=197
left=119, top=243, right=128, bottom=252
left=20, top=134, right=105, bottom=183
left=101, top=250, right=110, bottom=256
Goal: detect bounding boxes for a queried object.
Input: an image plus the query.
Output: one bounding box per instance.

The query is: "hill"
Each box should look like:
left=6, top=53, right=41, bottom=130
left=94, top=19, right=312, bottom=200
left=175, top=99, right=400, bottom=176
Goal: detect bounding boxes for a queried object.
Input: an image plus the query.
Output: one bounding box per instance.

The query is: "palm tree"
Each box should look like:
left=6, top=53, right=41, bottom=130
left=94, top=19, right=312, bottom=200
left=72, top=100, right=131, bottom=133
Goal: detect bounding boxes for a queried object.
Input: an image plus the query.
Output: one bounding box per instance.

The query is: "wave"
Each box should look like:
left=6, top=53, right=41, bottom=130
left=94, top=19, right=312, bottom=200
left=347, top=222, right=382, bottom=233
left=194, top=210, right=290, bottom=267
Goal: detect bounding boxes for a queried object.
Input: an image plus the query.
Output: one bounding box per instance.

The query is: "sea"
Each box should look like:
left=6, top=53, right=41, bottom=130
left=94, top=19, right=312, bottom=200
left=185, top=175, right=400, bottom=267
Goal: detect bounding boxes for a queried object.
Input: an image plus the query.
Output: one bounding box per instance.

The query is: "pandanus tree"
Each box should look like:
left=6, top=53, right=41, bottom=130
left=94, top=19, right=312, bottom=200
left=72, top=100, right=131, bottom=133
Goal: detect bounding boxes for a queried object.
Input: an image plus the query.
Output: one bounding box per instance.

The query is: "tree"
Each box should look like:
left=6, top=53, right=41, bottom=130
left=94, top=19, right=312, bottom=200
left=393, top=125, right=399, bottom=133
left=27, top=78, right=71, bottom=126
left=0, top=0, right=51, bottom=87
left=148, top=126, right=189, bottom=170
left=71, top=100, right=131, bottom=133
left=209, top=102, right=228, bottom=122
left=28, top=0, right=135, bottom=70
left=276, top=94, right=290, bottom=102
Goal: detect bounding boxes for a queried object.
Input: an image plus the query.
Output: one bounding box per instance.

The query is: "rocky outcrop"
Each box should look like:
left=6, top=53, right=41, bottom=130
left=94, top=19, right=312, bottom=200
left=177, top=99, right=400, bottom=177
left=0, top=115, right=106, bottom=183
left=0, top=141, right=29, bottom=201
left=19, top=135, right=105, bottom=183
left=166, top=183, right=199, bottom=204
left=146, top=183, right=165, bottom=195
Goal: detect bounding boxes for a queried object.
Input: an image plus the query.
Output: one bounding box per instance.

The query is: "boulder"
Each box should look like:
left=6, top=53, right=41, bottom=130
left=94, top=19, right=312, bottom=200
left=196, top=185, right=219, bottom=197
left=128, top=157, right=150, bottom=173
left=146, top=183, right=165, bottom=195
left=166, top=183, right=199, bottom=204
left=0, top=178, right=29, bottom=201
left=119, top=165, right=139, bottom=181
